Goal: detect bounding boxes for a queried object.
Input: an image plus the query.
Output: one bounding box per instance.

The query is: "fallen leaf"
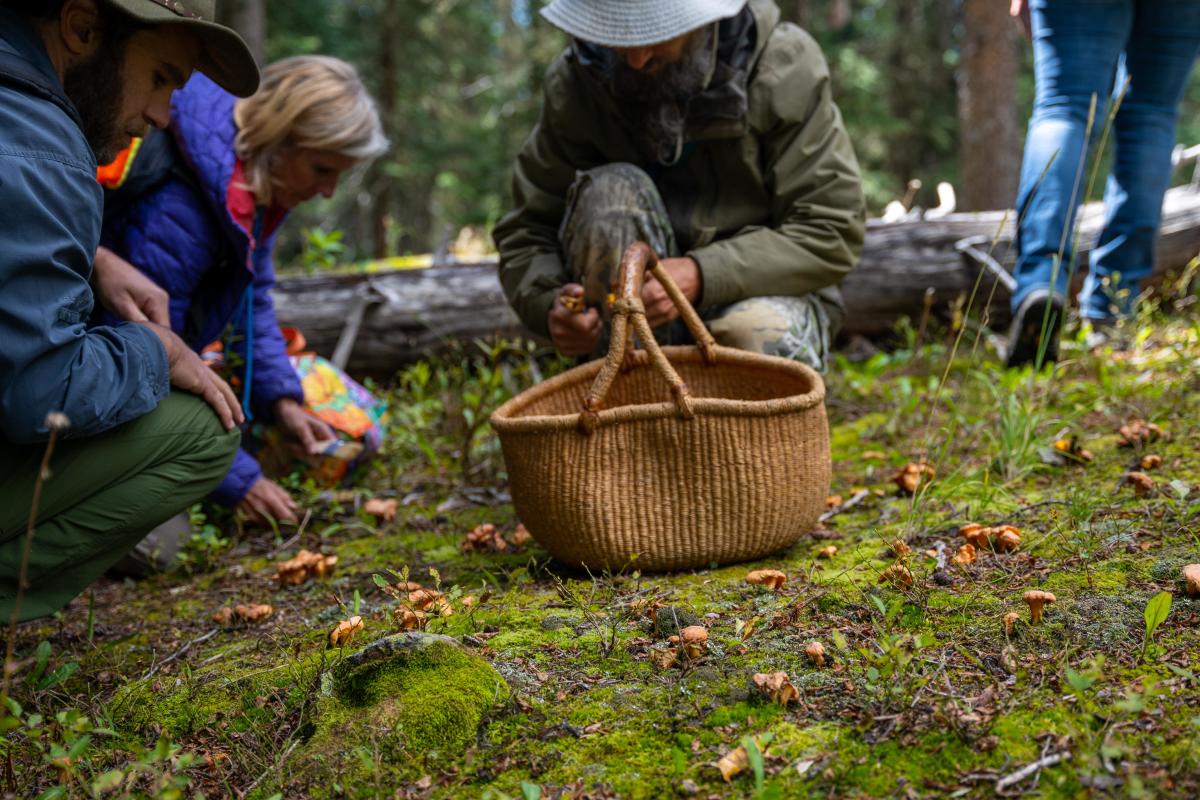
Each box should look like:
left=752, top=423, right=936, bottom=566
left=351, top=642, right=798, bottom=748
left=752, top=671, right=800, bottom=706
left=363, top=497, right=398, bottom=522
left=328, top=615, right=364, bottom=647
left=746, top=569, right=787, bottom=591
left=817, top=545, right=838, bottom=559
left=717, top=746, right=749, bottom=782
left=861, top=450, right=888, bottom=460
left=891, top=539, right=911, bottom=559
left=650, top=647, right=679, bottom=670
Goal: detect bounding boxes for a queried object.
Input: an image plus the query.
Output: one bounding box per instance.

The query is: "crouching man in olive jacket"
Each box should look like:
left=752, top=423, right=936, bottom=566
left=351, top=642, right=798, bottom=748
left=494, top=0, right=865, bottom=371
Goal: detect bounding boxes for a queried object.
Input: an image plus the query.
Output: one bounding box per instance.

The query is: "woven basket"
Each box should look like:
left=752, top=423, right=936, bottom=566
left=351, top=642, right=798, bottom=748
left=490, top=242, right=830, bottom=572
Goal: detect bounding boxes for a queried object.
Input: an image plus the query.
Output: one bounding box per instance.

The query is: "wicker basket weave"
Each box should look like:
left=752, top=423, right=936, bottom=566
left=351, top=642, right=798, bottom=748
left=490, top=242, right=831, bottom=572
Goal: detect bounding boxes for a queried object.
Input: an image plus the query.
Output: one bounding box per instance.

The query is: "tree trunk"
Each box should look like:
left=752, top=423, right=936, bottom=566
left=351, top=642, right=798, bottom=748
left=272, top=187, right=1200, bottom=375
left=370, top=0, right=399, bottom=259
left=226, top=0, right=266, bottom=66
left=958, top=0, right=1021, bottom=211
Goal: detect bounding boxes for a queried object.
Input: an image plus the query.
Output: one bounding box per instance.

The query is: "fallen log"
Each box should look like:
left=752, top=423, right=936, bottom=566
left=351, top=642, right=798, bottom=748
left=272, top=185, right=1200, bottom=376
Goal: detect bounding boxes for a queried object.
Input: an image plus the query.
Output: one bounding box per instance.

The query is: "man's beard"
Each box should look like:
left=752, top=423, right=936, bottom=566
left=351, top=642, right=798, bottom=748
left=63, top=44, right=128, bottom=164
left=612, top=26, right=715, bottom=166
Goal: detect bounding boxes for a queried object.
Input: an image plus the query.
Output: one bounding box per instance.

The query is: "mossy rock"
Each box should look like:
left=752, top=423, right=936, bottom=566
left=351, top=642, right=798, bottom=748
left=309, top=633, right=509, bottom=760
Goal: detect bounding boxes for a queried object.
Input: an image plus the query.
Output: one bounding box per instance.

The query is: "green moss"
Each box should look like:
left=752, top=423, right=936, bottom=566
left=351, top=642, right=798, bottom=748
left=311, top=634, right=508, bottom=757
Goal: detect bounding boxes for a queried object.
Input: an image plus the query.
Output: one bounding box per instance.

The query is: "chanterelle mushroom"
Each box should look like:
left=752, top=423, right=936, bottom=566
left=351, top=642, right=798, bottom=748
left=1002, top=612, right=1020, bottom=636
left=674, top=626, right=708, bottom=659
left=1023, top=590, right=1056, bottom=624
left=1184, top=564, right=1200, bottom=597
left=805, top=641, right=826, bottom=668
left=879, top=563, right=914, bottom=588
left=994, top=525, right=1022, bottom=553
left=746, top=569, right=787, bottom=591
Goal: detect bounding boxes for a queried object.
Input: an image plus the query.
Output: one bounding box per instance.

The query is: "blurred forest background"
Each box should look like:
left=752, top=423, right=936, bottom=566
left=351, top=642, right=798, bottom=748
left=215, top=0, right=1200, bottom=269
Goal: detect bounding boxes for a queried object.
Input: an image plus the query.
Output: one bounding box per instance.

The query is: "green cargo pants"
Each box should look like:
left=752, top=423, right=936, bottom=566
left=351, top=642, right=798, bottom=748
left=0, top=393, right=239, bottom=622
left=560, top=163, right=837, bottom=372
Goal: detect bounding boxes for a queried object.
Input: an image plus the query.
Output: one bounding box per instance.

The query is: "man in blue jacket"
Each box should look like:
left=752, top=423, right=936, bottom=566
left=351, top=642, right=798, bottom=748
left=0, top=0, right=259, bottom=621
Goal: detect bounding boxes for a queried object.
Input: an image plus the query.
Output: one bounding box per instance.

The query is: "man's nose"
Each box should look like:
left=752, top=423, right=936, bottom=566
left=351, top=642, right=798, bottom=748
left=621, top=47, right=654, bottom=71
left=144, top=95, right=172, bottom=129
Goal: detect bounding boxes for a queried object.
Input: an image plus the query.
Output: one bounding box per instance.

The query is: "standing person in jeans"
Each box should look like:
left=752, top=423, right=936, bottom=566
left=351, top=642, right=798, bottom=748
left=1005, top=0, right=1200, bottom=367
left=0, top=0, right=257, bottom=622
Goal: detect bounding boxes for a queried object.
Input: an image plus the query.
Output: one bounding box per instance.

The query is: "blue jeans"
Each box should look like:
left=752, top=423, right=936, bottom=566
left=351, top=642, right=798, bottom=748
left=1013, top=0, right=1200, bottom=320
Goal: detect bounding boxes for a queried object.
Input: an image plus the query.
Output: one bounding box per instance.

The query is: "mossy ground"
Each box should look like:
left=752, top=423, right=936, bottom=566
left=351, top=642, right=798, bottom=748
left=3, top=298, right=1199, bottom=799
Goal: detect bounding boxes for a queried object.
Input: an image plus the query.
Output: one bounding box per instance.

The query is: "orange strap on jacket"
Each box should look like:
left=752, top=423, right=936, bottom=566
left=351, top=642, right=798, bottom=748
left=96, top=137, right=143, bottom=189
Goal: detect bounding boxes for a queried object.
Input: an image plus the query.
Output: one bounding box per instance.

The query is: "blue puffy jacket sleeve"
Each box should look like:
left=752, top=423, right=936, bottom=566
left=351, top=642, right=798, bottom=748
left=0, top=109, right=169, bottom=444
left=209, top=447, right=262, bottom=505
left=248, top=245, right=304, bottom=418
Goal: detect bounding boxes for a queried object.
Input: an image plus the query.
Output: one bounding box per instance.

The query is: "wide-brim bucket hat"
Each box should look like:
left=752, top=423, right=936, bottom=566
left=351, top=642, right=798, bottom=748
left=104, top=0, right=259, bottom=97
left=541, top=0, right=748, bottom=48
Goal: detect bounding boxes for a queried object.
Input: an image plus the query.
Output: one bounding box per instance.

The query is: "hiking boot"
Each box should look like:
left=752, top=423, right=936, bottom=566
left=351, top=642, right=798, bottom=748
left=1083, top=317, right=1127, bottom=352
left=109, top=512, right=191, bottom=577
left=1004, top=289, right=1064, bottom=369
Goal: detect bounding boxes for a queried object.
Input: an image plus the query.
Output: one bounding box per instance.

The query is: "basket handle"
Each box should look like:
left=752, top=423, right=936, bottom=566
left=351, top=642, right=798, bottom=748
left=578, top=242, right=718, bottom=435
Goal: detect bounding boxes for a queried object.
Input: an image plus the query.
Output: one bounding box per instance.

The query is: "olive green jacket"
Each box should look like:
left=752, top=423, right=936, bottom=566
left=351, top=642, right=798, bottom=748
left=493, top=0, right=865, bottom=340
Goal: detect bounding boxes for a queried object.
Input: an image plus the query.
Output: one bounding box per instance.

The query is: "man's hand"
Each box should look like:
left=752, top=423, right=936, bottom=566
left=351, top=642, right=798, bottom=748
left=548, top=284, right=603, bottom=357
left=1010, top=0, right=1031, bottom=40
left=143, top=322, right=244, bottom=431
left=238, top=476, right=299, bottom=525
left=274, top=398, right=334, bottom=455
left=642, top=257, right=702, bottom=329
left=93, top=246, right=170, bottom=326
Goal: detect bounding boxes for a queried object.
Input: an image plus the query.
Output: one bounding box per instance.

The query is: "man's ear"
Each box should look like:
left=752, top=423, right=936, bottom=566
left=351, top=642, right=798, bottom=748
left=59, top=0, right=103, bottom=60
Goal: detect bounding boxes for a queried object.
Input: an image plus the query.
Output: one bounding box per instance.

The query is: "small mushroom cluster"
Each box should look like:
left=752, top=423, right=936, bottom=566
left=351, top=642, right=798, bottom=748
left=212, top=603, right=274, bottom=625
left=959, top=523, right=1022, bottom=553
left=878, top=563, right=914, bottom=588
left=652, top=625, right=710, bottom=669
left=277, top=549, right=338, bottom=587
left=1117, top=419, right=1165, bottom=448
left=752, top=671, right=800, bottom=706
left=462, top=523, right=508, bottom=554
left=1124, top=471, right=1156, bottom=496
left=328, top=615, right=364, bottom=647
left=894, top=462, right=936, bottom=495
left=1053, top=436, right=1095, bottom=463
left=745, top=569, right=787, bottom=591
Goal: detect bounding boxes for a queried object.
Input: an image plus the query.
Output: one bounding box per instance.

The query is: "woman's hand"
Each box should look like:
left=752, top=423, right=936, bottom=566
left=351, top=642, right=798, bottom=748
left=238, top=476, right=299, bottom=524
left=274, top=398, right=334, bottom=454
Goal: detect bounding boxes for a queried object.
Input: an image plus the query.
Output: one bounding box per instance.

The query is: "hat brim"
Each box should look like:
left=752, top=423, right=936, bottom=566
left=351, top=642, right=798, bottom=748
left=107, top=2, right=260, bottom=97
left=541, top=0, right=747, bottom=48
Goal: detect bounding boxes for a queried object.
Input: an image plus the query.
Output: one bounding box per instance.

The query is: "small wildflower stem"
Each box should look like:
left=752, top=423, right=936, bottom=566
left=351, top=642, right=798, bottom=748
left=1, top=427, right=62, bottom=707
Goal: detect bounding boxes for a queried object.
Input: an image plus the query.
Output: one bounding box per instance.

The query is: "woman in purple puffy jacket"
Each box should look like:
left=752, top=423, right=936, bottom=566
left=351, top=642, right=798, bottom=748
left=98, top=55, right=388, bottom=525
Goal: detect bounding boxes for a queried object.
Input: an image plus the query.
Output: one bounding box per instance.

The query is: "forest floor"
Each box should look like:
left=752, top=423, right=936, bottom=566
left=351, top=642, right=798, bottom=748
left=3, top=275, right=1200, bottom=800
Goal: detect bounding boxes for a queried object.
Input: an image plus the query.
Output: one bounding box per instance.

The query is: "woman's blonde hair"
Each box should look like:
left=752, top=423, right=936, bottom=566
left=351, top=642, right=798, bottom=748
left=233, top=55, right=389, bottom=206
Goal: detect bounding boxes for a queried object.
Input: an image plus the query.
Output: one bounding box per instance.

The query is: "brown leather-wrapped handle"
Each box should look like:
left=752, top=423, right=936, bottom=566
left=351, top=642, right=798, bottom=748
left=578, top=242, right=718, bottom=435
